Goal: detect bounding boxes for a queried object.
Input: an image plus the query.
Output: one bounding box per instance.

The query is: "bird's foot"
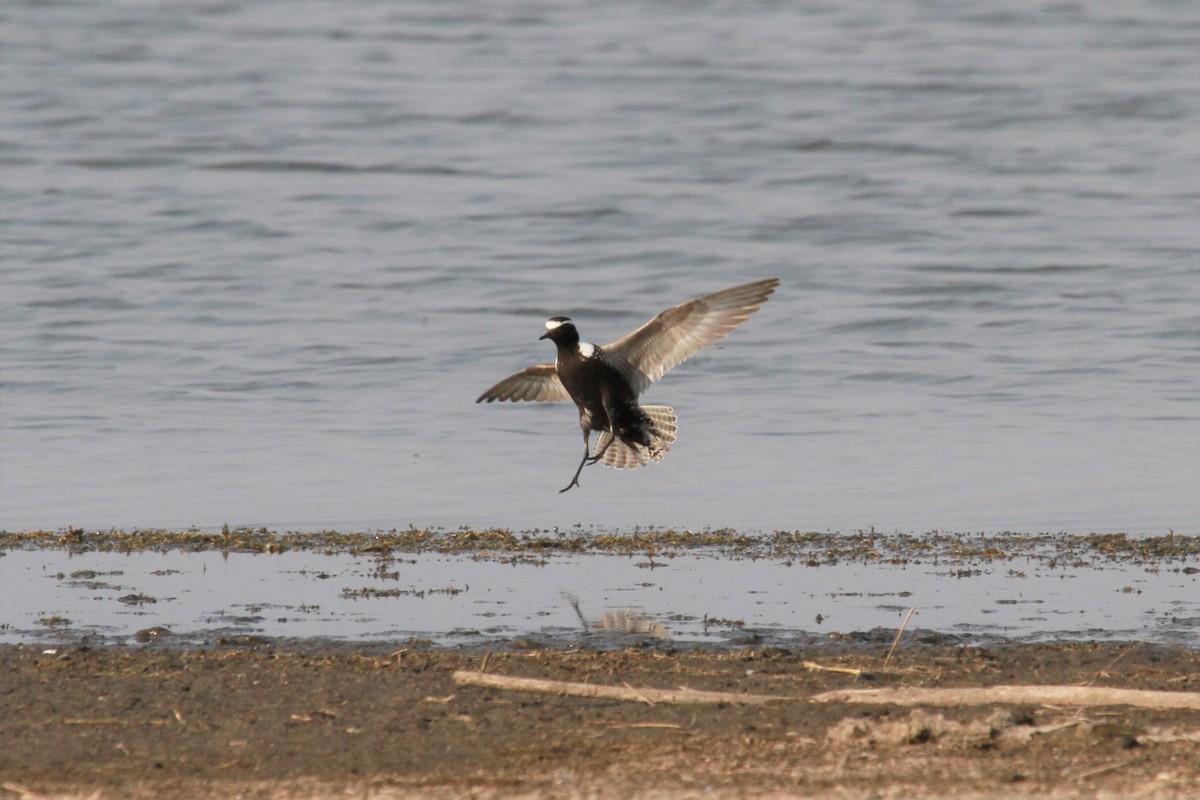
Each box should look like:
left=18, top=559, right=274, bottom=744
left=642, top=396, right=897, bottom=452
left=558, top=476, right=581, bottom=494
left=588, top=436, right=615, bottom=465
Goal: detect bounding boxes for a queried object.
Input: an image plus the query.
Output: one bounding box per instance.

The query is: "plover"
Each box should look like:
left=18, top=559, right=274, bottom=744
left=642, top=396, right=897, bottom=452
left=477, top=278, right=779, bottom=492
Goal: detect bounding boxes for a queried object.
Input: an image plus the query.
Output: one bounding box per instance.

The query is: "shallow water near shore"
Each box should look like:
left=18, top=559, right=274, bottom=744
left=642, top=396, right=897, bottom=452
left=4, top=530, right=1197, bottom=649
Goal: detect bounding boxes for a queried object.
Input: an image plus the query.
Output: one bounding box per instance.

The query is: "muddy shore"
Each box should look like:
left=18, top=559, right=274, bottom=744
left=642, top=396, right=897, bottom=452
left=2, top=529, right=1198, bottom=797
left=2, top=638, right=1198, bottom=799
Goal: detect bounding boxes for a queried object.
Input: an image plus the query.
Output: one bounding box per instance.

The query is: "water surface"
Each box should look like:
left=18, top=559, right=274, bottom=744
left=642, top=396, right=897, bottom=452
left=2, top=1, right=1197, bottom=534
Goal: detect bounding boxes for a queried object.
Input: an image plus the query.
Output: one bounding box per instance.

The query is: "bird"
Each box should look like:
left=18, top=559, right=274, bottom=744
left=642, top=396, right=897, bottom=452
left=477, top=277, right=779, bottom=493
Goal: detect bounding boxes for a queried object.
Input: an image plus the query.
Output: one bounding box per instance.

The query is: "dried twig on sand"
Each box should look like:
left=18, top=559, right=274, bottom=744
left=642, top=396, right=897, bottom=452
left=809, top=685, right=1200, bottom=710
left=802, top=661, right=864, bottom=676
left=452, top=670, right=787, bottom=705
left=456, top=670, right=1200, bottom=711
left=882, top=607, right=916, bottom=669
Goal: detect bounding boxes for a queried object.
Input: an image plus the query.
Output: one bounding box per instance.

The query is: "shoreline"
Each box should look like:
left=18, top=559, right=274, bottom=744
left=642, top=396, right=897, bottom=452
left=3, top=530, right=1199, bottom=797
left=2, top=528, right=1198, bottom=568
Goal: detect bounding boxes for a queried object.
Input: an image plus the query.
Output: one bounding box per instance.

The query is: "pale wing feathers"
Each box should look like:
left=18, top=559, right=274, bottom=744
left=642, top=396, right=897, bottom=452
left=593, top=435, right=654, bottom=469
left=603, top=278, right=779, bottom=393
left=476, top=363, right=570, bottom=403
left=477, top=278, right=777, bottom=403
left=639, top=404, right=679, bottom=442
left=592, top=405, right=678, bottom=470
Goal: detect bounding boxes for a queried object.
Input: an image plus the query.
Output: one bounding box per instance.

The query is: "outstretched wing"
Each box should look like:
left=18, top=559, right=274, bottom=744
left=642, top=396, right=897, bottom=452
left=476, top=363, right=570, bottom=403
left=603, top=278, right=779, bottom=393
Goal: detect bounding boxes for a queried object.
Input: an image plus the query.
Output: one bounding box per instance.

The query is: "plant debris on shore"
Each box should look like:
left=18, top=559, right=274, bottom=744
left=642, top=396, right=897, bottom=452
left=3, top=526, right=1197, bottom=568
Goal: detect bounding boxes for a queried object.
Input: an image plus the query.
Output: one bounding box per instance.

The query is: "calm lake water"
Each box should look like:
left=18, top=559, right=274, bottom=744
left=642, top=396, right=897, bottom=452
left=2, top=1, right=1198, bottom=535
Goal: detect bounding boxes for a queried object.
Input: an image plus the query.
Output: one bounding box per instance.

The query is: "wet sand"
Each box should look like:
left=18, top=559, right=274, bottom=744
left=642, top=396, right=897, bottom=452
left=2, top=639, right=1199, bottom=799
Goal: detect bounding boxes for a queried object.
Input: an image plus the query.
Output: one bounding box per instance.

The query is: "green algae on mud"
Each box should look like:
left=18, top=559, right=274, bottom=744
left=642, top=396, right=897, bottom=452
left=1, top=526, right=1197, bottom=567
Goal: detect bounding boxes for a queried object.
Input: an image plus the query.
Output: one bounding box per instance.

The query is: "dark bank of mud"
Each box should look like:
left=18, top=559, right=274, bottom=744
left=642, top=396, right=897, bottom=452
left=1, top=638, right=1198, bottom=799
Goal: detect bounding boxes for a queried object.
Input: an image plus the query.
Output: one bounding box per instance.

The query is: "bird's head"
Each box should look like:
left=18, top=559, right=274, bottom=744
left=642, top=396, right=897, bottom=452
left=539, top=316, right=578, bottom=343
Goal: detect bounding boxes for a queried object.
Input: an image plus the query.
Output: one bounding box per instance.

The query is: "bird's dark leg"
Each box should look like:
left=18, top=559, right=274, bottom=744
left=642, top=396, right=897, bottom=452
left=560, top=432, right=592, bottom=493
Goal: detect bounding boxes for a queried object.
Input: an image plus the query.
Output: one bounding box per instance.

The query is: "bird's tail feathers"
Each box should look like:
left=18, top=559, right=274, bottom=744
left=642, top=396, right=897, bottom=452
left=592, top=405, right=677, bottom=469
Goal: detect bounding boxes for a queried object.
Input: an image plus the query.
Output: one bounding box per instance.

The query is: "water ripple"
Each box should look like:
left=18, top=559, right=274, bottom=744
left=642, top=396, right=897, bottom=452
left=0, top=0, right=1195, bottom=535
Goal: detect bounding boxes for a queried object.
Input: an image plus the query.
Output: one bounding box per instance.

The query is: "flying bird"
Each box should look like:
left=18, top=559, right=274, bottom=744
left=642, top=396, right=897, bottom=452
left=477, top=278, right=779, bottom=493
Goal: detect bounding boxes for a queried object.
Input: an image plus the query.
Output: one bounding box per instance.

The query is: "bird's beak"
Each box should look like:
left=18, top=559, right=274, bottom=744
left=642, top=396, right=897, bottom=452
left=538, top=332, right=550, bottom=340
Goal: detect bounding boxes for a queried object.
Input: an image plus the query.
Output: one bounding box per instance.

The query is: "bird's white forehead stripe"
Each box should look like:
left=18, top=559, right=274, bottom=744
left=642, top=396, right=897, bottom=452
left=545, top=318, right=566, bottom=331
